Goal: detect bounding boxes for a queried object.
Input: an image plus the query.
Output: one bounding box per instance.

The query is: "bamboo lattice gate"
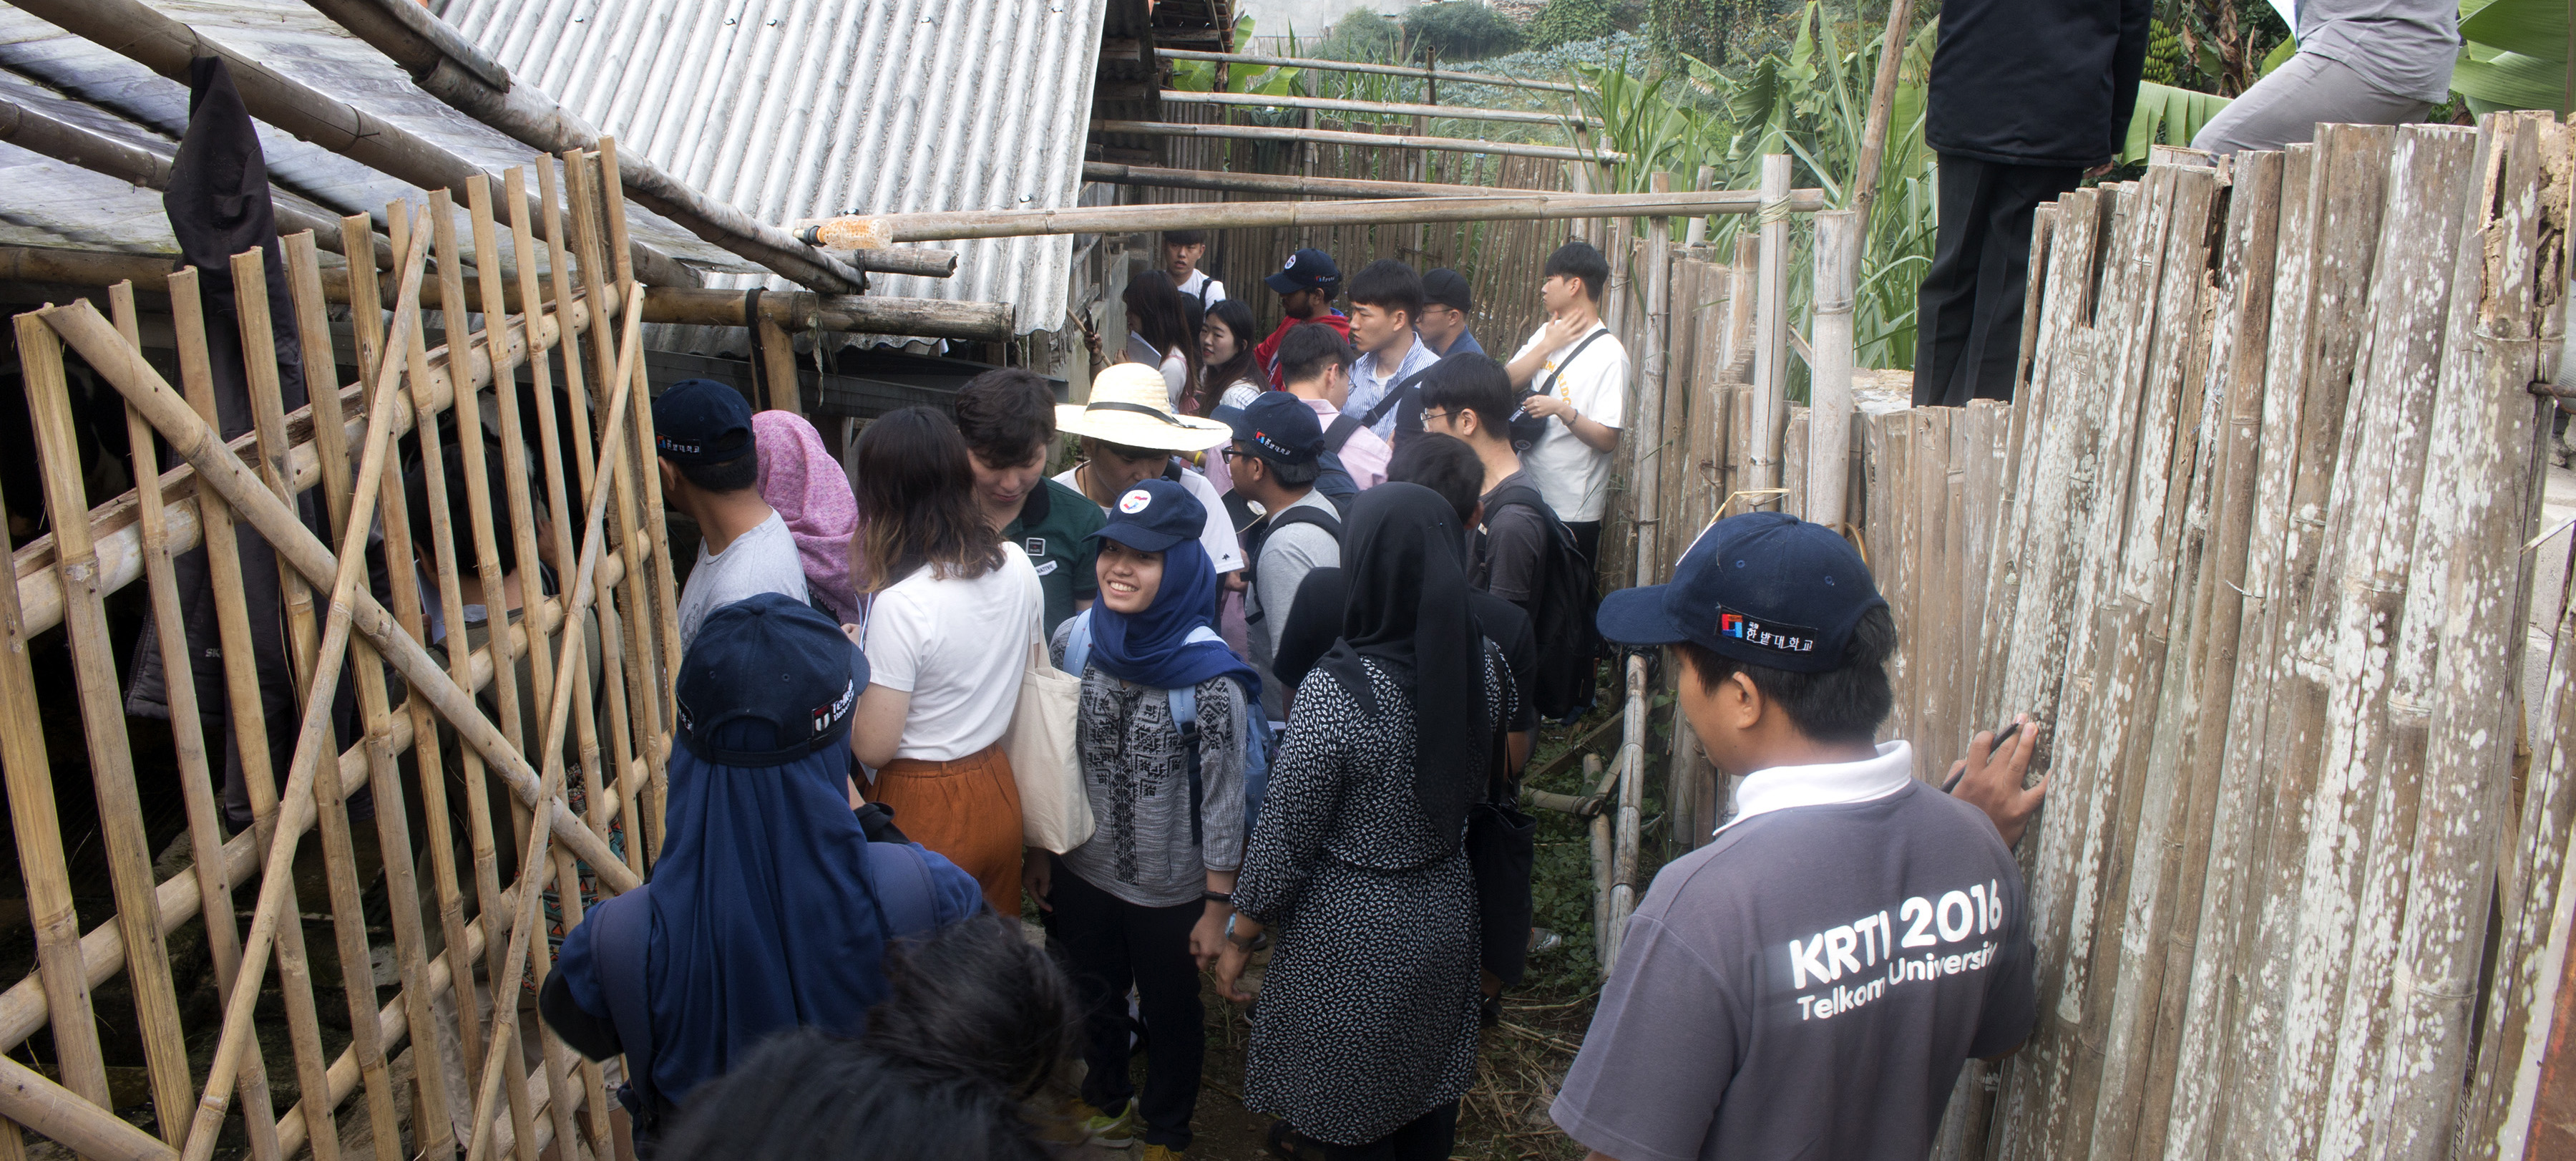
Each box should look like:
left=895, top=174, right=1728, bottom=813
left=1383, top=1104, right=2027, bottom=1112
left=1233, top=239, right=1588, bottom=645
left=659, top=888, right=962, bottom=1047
left=0, top=145, right=675, bottom=1160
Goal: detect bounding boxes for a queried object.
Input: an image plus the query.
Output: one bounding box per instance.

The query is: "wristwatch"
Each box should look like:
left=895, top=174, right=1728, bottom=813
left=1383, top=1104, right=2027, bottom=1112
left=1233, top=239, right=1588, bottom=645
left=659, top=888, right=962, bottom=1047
left=1224, top=914, right=1260, bottom=951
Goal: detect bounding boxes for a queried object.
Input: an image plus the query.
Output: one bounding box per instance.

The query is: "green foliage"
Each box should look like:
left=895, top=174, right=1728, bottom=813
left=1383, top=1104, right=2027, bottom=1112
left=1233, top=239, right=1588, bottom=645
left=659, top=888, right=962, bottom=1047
left=2454, top=0, right=2572, bottom=113
left=1647, top=0, right=1752, bottom=68
left=1319, top=9, right=1406, bottom=61
left=1578, top=1, right=1939, bottom=371
left=1168, top=14, right=1305, bottom=94
left=1529, top=0, right=1619, bottom=52
left=2119, top=82, right=2233, bottom=163
left=1402, top=1, right=1526, bottom=61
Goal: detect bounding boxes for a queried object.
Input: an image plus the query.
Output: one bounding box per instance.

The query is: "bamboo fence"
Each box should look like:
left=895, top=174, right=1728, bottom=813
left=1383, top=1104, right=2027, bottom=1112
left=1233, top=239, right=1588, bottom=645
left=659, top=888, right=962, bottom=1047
left=1823, top=113, right=2569, bottom=1159
left=0, top=144, right=675, bottom=1160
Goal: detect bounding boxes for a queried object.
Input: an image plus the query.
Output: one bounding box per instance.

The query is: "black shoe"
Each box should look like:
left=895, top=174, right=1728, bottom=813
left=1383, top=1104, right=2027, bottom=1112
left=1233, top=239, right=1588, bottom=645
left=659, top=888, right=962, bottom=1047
left=1479, top=994, right=1502, bottom=1029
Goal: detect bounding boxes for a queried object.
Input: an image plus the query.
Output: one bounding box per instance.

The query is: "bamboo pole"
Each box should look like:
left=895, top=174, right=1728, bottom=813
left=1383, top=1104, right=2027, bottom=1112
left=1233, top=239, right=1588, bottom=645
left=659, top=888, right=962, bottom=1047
left=1807, top=209, right=1858, bottom=528
left=0, top=320, right=113, bottom=1124
left=1093, top=120, right=1621, bottom=163
left=1081, top=160, right=1724, bottom=203
left=1846, top=0, right=1916, bottom=259
left=1156, top=47, right=1589, bottom=94
left=1631, top=178, right=1672, bottom=588
left=463, top=291, right=646, bottom=1161
left=799, top=188, right=1824, bottom=247
left=1156, top=88, right=1597, bottom=127
left=16, top=309, right=200, bottom=1147
left=155, top=213, right=431, bottom=1161
left=1748, top=155, right=1792, bottom=490
left=756, top=314, right=804, bottom=417
left=2368, top=112, right=2560, bottom=1161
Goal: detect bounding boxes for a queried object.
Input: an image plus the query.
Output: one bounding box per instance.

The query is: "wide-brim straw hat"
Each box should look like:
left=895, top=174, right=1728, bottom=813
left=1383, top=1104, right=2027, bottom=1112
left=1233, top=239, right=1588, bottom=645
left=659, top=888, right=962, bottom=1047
left=1057, top=363, right=1231, bottom=452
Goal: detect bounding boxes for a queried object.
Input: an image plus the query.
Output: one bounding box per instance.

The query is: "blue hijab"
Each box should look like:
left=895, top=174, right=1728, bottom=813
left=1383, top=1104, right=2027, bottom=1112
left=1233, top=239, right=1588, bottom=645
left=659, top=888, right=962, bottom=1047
left=634, top=737, right=901, bottom=1104
left=1088, top=536, right=1262, bottom=700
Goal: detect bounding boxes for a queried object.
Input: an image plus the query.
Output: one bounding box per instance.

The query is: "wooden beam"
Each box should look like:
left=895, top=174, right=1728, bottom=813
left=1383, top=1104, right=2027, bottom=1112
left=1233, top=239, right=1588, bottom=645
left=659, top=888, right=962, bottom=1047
left=1157, top=88, right=1595, bottom=127
left=1158, top=47, right=1589, bottom=94
left=801, top=188, right=1826, bottom=246
left=0, top=246, right=1011, bottom=340
left=1091, top=118, right=1622, bottom=162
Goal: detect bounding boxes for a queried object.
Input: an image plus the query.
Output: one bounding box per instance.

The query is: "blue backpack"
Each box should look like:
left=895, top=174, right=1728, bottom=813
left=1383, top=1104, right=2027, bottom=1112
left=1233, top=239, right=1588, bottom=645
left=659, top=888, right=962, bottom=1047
left=1063, top=611, right=1275, bottom=838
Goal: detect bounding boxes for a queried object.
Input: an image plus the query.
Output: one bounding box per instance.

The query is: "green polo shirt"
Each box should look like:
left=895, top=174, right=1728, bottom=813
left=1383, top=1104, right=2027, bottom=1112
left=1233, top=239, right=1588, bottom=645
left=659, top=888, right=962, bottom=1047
left=1004, top=477, right=1103, bottom=636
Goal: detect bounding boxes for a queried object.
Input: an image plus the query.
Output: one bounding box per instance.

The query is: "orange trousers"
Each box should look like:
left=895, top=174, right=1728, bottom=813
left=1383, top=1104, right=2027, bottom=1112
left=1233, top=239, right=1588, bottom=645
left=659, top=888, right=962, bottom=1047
left=872, top=743, right=1023, bottom=917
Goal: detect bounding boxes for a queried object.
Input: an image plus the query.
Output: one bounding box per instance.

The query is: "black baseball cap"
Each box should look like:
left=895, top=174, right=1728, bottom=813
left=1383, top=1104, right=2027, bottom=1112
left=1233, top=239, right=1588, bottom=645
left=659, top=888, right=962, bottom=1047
left=1226, top=392, right=1323, bottom=466
left=1264, top=248, right=1341, bottom=296
left=674, top=593, right=869, bottom=765
left=1423, top=268, right=1472, bottom=314
left=653, top=379, right=755, bottom=465
left=1089, top=477, right=1205, bottom=553
left=1596, top=512, right=1887, bottom=674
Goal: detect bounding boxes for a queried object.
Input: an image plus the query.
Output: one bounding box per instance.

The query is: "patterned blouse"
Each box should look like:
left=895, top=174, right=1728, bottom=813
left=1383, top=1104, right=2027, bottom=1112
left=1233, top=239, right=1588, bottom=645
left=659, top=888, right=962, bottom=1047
left=1050, top=619, right=1252, bottom=909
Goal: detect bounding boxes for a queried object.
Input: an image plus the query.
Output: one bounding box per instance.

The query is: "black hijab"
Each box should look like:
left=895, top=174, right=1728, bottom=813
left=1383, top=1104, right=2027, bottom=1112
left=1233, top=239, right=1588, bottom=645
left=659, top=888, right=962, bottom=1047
left=1315, top=483, right=1488, bottom=840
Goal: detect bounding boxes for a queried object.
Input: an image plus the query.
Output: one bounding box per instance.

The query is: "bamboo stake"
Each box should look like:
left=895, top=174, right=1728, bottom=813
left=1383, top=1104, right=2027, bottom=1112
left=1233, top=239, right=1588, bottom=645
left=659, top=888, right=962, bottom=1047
left=1081, top=160, right=1611, bottom=200
left=14, top=309, right=198, bottom=1147
left=1808, top=208, right=1858, bottom=528
left=2260, top=127, right=2474, bottom=1160
left=0, top=340, right=110, bottom=1125
left=164, top=266, right=347, bottom=1161
left=105, top=283, right=286, bottom=1160
left=463, top=291, right=647, bottom=1161
left=1748, top=155, right=1792, bottom=490
left=1631, top=180, right=1672, bottom=588
left=1846, top=0, right=1916, bottom=256
left=240, top=237, right=417, bottom=1160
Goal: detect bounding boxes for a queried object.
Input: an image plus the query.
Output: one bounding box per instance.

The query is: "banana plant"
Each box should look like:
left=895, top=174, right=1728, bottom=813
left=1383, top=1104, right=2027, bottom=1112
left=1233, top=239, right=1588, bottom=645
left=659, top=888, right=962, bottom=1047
left=2454, top=0, right=2571, bottom=113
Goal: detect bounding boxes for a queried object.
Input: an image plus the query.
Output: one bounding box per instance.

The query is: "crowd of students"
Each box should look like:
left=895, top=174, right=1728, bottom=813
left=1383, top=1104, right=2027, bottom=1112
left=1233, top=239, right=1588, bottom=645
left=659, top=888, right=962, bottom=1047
left=537, top=235, right=2053, bottom=1161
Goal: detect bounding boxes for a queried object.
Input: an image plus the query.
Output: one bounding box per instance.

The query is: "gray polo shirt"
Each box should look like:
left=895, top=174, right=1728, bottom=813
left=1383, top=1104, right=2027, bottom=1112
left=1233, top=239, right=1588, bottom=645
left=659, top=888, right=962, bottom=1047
left=1553, top=742, right=2036, bottom=1161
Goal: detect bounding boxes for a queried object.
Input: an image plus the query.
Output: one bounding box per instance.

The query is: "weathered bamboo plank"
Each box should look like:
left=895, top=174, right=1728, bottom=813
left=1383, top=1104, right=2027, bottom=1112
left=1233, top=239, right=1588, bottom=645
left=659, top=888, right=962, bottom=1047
left=2366, top=112, right=2562, bottom=1161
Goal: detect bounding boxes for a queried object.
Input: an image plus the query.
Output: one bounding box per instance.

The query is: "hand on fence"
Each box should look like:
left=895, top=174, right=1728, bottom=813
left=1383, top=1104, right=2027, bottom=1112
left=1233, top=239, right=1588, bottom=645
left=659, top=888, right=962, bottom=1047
left=1944, top=714, right=2046, bottom=848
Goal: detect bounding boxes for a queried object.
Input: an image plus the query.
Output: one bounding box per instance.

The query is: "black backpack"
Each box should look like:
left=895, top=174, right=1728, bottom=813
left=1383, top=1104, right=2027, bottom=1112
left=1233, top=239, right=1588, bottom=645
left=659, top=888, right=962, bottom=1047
left=1317, top=359, right=1441, bottom=497
left=1242, top=503, right=1345, bottom=630
left=1480, top=481, right=1602, bottom=720
left=1509, top=329, right=1609, bottom=453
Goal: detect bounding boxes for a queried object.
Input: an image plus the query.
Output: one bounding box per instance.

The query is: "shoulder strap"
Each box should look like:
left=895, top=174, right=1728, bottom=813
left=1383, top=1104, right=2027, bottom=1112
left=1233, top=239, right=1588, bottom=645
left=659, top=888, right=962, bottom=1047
left=1359, top=359, right=1440, bottom=428
left=1064, top=609, right=1094, bottom=677
left=865, top=840, right=942, bottom=938
left=1534, top=328, right=1611, bottom=400
left=590, top=888, right=659, bottom=1117
left=1323, top=410, right=1365, bottom=452
left=1166, top=626, right=1233, bottom=848
left=1267, top=503, right=1344, bottom=542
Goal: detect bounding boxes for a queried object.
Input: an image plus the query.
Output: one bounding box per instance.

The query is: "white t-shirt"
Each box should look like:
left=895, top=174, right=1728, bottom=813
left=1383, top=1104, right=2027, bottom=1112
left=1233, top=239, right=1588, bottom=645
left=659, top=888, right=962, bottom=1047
left=1511, top=323, right=1630, bottom=523
left=1053, top=462, right=1246, bottom=574
left=862, top=547, right=1042, bottom=762
left=1178, top=268, right=1227, bottom=309
left=676, top=510, right=811, bottom=651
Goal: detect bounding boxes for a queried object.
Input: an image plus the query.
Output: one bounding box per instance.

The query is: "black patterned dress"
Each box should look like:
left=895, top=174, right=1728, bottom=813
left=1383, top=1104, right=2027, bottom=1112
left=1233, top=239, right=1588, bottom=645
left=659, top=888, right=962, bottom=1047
left=1233, top=648, right=1513, bottom=1145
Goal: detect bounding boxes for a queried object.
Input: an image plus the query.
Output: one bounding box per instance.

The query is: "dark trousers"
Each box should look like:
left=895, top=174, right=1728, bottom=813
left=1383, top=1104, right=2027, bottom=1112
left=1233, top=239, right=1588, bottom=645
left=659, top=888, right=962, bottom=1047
left=1913, top=154, right=2084, bottom=408
left=1312, top=1102, right=1460, bottom=1161
left=1043, top=856, right=1206, bottom=1150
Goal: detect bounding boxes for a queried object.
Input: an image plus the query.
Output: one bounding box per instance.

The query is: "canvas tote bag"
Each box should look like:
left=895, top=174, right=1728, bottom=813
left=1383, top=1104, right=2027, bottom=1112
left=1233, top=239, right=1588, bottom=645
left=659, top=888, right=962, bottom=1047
left=1004, top=639, right=1092, bottom=852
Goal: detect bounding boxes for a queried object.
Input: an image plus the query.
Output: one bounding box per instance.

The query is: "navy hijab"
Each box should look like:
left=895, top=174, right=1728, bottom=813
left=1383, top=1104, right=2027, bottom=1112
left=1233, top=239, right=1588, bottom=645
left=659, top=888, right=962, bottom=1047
left=1088, top=535, right=1262, bottom=701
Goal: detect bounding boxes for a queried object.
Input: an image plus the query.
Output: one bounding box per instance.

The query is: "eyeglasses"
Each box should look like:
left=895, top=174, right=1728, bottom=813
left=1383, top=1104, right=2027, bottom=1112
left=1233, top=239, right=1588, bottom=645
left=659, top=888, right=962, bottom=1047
left=1419, top=409, right=1452, bottom=426
left=1219, top=447, right=1252, bottom=461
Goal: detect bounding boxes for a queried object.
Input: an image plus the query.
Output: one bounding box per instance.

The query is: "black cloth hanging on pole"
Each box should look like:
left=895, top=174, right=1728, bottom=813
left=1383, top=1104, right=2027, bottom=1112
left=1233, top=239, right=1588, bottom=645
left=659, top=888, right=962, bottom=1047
left=127, top=57, right=358, bottom=830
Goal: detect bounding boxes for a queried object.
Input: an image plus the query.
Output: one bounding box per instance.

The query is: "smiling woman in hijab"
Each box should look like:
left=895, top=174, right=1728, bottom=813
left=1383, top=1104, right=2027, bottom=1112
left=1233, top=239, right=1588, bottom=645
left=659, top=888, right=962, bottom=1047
left=539, top=593, right=984, bottom=1143
left=1214, top=483, right=1516, bottom=1161
left=1029, top=477, right=1262, bottom=1157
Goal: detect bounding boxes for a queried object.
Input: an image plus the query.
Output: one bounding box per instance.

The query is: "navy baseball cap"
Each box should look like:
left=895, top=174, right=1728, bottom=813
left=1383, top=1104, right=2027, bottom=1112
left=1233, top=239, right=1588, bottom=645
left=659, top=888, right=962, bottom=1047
left=1089, top=477, right=1205, bottom=553
left=1596, top=512, right=1887, bottom=674
left=653, top=379, right=755, bottom=465
left=673, top=593, right=869, bottom=765
left=1226, top=392, right=1323, bottom=466
left=1423, top=268, right=1472, bottom=313
left=1264, top=248, right=1342, bottom=295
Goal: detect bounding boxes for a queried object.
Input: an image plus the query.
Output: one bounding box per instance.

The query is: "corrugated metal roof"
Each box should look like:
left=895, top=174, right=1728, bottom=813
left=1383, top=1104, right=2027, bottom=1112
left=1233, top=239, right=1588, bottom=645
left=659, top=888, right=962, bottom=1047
left=435, top=0, right=1109, bottom=336
left=0, top=0, right=748, bottom=273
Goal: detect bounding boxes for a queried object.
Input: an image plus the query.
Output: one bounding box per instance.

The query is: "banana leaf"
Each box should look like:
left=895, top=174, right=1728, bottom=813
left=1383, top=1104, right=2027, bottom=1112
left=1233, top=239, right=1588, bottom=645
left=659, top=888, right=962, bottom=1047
left=2460, top=0, right=2567, bottom=62
left=2453, top=47, right=2572, bottom=110
left=2120, top=80, right=2233, bottom=163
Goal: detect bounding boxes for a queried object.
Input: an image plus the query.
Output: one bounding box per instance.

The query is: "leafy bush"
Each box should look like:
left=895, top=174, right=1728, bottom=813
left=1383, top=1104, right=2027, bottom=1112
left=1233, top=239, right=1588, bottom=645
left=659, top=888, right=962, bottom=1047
left=1528, top=0, right=1618, bottom=52
left=1403, top=1, right=1526, bottom=61
left=1647, top=0, right=1752, bottom=67
left=1318, top=9, right=1405, bottom=61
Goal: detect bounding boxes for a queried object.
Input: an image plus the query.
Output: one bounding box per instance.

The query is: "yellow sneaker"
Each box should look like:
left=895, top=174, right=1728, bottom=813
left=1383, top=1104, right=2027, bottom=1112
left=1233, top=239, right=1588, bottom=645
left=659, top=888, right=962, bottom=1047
left=1067, top=1097, right=1138, bottom=1147
left=1140, top=1145, right=1185, bottom=1161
